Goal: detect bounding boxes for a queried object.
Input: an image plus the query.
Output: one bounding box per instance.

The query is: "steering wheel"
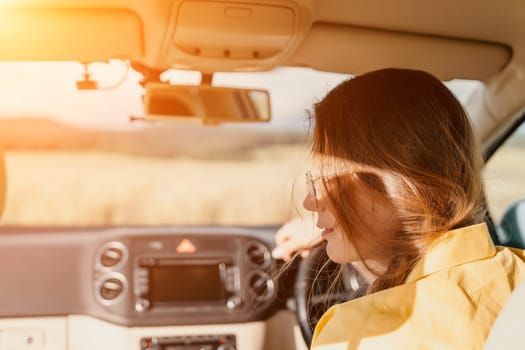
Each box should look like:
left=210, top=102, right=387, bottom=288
left=295, top=243, right=367, bottom=346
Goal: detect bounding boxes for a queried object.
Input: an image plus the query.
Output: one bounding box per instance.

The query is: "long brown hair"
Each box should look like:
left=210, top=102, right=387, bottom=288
left=312, top=68, right=486, bottom=293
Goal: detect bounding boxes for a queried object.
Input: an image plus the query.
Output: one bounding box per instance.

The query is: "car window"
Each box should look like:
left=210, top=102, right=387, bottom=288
left=0, top=62, right=479, bottom=227
left=483, top=122, right=525, bottom=223
left=0, top=64, right=348, bottom=227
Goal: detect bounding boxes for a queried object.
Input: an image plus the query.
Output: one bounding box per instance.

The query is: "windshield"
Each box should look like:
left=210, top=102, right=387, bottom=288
left=0, top=62, right=478, bottom=226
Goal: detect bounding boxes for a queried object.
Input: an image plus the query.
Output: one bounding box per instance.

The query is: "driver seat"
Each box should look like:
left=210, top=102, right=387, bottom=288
left=484, top=200, right=525, bottom=349
left=496, top=199, right=525, bottom=249
left=484, top=279, right=525, bottom=349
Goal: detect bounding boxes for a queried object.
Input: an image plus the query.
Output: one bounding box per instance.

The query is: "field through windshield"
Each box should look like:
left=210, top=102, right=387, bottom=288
left=2, top=148, right=310, bottom=226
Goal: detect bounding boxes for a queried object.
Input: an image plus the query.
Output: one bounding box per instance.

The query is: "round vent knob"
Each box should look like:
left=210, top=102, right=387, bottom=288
left=245, top=241, right=271, bottom=269
left=101, top=247, right=123, bottom=267
left=247, top=271, right=275, bottom=301
left=96, top=273, right=128, bottom=305
left=100, top=278, right=123, bottom=300
left=96, top=242, right=128, bottom=270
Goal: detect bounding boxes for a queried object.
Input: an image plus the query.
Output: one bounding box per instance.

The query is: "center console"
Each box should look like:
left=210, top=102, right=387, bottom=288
left=92, top=230, right=277, bottom=326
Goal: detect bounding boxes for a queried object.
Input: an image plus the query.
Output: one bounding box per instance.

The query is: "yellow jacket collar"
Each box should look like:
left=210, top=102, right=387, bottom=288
left=405, top=223, right=496, bottom=283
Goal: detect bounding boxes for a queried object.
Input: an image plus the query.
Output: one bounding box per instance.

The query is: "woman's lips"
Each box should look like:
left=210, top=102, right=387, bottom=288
left=321, top=228, right=334, bottom=237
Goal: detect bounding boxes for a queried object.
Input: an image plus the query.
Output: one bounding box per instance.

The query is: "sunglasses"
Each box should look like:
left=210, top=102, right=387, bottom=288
left=306, top=170, right=384, bottom=210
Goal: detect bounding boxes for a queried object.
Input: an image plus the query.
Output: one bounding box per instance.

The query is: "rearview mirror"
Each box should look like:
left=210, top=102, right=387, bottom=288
left=143, top=83, right=271, bottom=124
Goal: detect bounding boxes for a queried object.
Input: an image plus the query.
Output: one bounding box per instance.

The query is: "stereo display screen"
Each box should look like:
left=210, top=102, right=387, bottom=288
left=148, top=264, right=226, bottom=303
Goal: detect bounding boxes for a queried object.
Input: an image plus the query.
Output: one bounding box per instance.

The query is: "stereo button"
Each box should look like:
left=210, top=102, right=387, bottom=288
left=139, top=258, right=156, bottom=266
left=135, top=298, right=151, bottom=312
left=226, top=296, right=243, bottom=309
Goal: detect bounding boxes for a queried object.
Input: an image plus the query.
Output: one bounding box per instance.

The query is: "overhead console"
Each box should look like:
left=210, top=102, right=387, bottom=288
left=160, top=0, right=314, bottom=72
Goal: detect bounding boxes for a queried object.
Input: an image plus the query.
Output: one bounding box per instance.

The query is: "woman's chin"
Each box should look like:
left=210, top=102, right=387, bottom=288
left=325, top=237, right=359, bottom=264
left=325, top=242, right=346, bottom=264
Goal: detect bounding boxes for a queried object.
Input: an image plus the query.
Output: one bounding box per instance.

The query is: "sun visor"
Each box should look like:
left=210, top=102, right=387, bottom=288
left=162, top=0, right=312, bottom=72
left=0, top=7, right=144, bottom=61
left=288, top=23, right=511, bottom=81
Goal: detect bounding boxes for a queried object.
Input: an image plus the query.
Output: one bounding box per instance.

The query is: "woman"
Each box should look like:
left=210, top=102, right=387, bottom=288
left=281, top=68, right=525, bottom=349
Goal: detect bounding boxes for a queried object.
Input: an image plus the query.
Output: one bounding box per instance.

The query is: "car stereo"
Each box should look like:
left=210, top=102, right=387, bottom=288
left=134, top=256, right=241, bottom=312
left=93, top=234, right=276, bottom=325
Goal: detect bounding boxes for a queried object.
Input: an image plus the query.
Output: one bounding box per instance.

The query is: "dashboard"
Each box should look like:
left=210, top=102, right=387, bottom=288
left=0, top=226, right=303, bottom=350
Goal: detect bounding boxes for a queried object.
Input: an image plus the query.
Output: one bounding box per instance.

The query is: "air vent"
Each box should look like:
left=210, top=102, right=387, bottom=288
left=246, top=271, right=275, bottom=302
left=96, top=242, right=128, bottom=270
left=244, top=241, right=271, bottom=269
left=96, top=272, right=128, bottom=305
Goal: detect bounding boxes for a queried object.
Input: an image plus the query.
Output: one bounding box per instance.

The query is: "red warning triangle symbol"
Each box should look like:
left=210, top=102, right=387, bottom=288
left=176, top=239, right=197, bottom=253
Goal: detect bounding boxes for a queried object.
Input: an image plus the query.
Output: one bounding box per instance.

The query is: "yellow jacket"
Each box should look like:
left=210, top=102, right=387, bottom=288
left=311, top=223, right=525, bottom=350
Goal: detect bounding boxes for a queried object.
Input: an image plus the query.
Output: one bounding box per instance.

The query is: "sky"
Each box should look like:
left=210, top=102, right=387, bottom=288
left=0, top=60, right=480, bottom=131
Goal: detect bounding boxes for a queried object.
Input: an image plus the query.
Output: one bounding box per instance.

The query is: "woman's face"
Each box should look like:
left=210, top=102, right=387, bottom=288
left=303, top=170, right=400, bottom=264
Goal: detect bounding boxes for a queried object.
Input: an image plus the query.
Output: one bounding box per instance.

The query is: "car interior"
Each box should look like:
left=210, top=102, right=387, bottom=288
left=0, top=1, right=524, bottom=350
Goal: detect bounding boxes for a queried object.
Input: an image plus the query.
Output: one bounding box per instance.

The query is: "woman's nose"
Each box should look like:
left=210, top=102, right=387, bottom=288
left=303, top=193, right=321, bottom=212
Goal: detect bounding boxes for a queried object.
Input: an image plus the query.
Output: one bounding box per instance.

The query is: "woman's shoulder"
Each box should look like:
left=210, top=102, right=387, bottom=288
left=312, top=267, right=513, bottom=350
left=312, top=278, right=472, bottom=349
